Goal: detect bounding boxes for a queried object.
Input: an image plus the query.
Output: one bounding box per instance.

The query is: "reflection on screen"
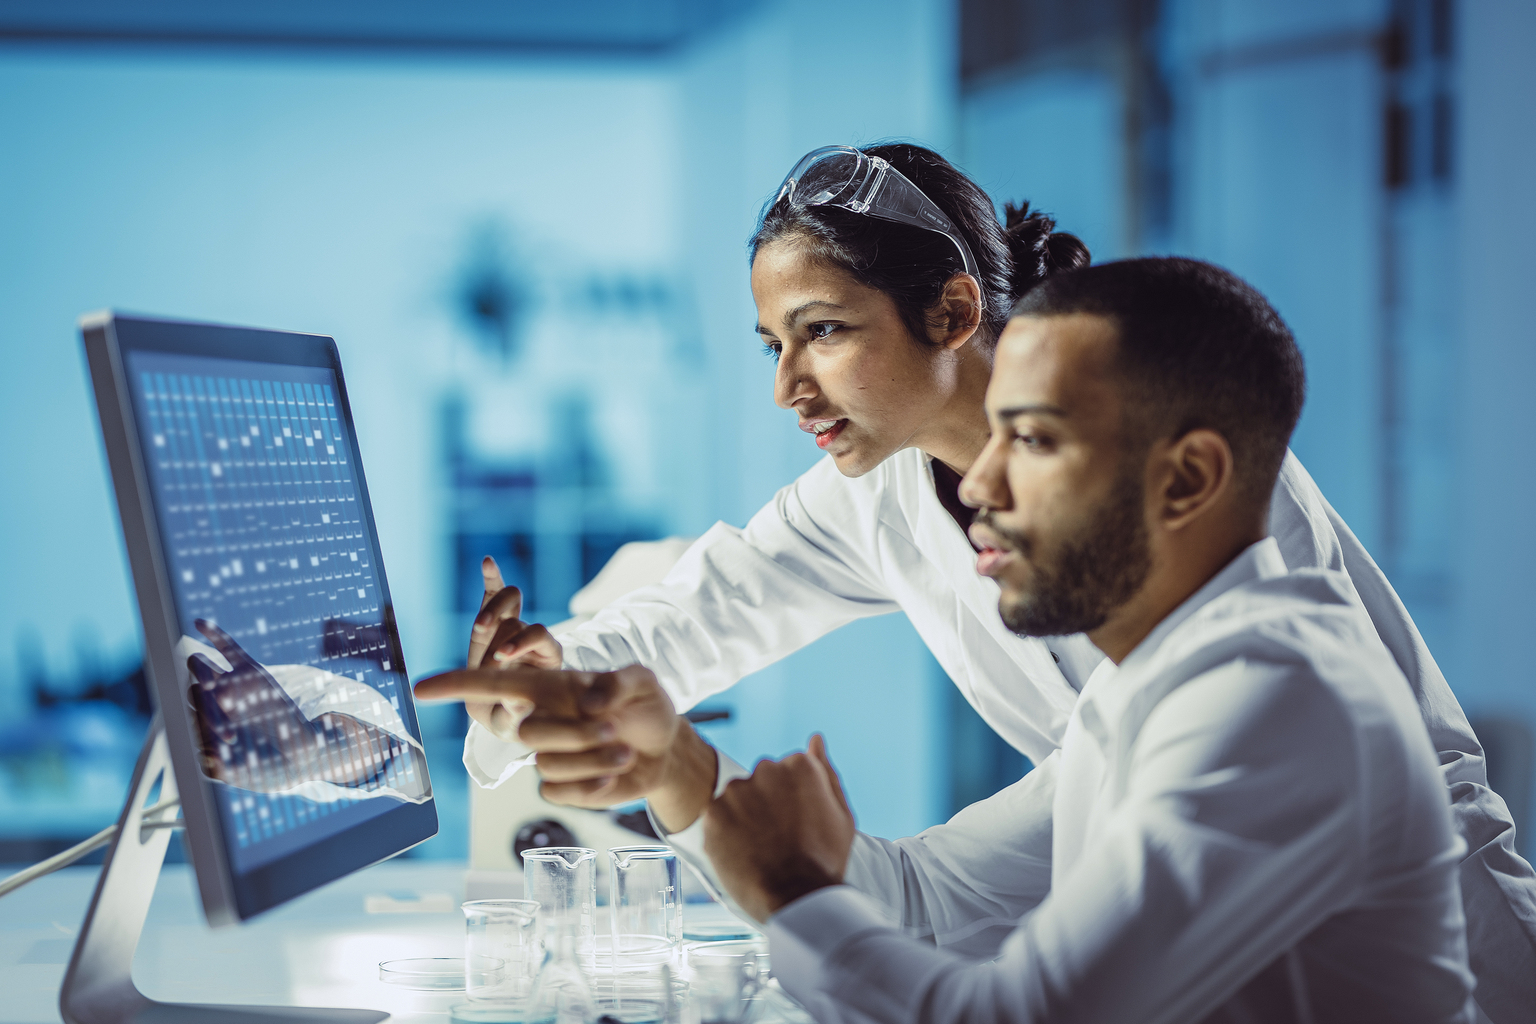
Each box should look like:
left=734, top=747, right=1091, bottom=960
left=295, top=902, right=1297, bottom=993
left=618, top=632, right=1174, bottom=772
left=178, top=619, right=429, bottom=803
left=128, top=351, right=430, bottom=873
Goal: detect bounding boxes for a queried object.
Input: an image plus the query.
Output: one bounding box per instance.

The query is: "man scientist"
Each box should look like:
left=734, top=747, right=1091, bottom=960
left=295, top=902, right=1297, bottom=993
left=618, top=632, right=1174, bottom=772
left=418, top=258, right=1476, bottom=1022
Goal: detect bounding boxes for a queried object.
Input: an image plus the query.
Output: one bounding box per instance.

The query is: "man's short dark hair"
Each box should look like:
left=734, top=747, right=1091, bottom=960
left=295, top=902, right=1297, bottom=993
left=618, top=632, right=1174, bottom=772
left=1011, top=257, right=1306, bottom=505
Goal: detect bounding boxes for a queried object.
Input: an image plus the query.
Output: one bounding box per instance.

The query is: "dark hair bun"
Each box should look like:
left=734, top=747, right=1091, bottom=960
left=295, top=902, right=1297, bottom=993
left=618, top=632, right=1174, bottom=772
left=1003, top=201, right=1090, bottom=300
left=1043, top=231, right=1090, bottom=275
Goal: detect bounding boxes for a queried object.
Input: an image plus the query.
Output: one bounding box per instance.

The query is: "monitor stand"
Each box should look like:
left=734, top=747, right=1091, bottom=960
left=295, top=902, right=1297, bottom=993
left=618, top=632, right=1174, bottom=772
left=59, top=715, right=389, bottom=1024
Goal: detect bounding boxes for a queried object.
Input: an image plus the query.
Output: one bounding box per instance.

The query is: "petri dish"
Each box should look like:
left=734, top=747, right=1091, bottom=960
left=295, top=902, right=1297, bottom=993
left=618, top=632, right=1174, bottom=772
left=681, top=921, right=760, bottom=943
left=449, top=1001, right=555, bottom=1024
left=380, top=955, right=504, bottom=991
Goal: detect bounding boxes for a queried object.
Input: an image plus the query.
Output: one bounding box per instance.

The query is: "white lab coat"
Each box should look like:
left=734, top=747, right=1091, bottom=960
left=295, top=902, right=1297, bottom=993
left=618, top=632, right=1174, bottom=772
left=464, top=447, right=1536, bottom=1021
left=663, top=541, right=1476, bottom=1023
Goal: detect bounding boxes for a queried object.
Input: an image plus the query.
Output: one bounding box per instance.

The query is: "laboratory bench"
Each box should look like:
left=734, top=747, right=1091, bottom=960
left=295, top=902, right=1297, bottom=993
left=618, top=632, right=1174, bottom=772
left=0, top=860, right=792, bottom=1024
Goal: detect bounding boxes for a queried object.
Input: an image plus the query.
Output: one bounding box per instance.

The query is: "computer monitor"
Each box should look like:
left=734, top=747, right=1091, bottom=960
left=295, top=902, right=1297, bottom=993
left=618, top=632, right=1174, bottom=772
left=82, top=311, right=437, bottom=927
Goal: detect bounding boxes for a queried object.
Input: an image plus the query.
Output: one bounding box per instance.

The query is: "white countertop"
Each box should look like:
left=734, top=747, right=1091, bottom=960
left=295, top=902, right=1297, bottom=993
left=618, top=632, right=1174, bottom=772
left=0, top=859, right=788, bottom=1024
left=2, top=859, right=496, bottom=1024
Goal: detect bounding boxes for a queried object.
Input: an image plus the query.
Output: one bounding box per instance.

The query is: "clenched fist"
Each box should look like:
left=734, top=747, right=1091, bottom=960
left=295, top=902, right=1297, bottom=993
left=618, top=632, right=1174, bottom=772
left=703, top=734, right=855, bottom=922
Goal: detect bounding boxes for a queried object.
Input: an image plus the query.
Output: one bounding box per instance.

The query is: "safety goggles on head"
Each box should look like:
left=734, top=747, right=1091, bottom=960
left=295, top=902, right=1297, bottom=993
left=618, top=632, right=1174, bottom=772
left=773, top=145, right=981, bottom=281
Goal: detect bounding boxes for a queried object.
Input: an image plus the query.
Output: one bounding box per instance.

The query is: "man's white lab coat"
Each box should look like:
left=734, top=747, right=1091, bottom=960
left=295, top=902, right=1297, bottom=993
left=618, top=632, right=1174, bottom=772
left=464, top=448, right=1536, bottom=1020
left=666, top=542, right=1475, bottom=1023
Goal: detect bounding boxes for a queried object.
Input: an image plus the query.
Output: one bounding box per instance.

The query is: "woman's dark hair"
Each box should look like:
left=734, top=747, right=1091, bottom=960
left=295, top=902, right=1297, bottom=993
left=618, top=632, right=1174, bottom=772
left=749, top=142, right=1090, bottom=348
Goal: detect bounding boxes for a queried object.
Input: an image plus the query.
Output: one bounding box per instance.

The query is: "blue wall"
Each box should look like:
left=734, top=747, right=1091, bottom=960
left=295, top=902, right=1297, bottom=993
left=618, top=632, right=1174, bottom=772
left=4, top=0, right=1533, bottom=866
left=0, top=0, right=956, bottom=859
left=958, top=0, right=1535, bottom=839
left=1457, top=0, right=1536, bottom=810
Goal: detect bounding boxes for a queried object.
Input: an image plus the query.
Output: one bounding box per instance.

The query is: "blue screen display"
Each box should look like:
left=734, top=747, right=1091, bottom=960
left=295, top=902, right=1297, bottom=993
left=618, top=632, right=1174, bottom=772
left=126, top=350, right=429, bottom=874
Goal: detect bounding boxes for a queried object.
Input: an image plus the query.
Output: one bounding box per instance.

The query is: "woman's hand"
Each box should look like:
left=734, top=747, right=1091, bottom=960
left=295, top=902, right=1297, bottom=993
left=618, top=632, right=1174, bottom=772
left=464, top=556, right=564, bottom=739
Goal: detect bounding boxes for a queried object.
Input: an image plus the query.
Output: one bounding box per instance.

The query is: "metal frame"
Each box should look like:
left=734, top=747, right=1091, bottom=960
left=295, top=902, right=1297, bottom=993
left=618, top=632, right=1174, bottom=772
left=59, top=716, right=387, bottom=1024
left=81, top=312, right=243, bottom=926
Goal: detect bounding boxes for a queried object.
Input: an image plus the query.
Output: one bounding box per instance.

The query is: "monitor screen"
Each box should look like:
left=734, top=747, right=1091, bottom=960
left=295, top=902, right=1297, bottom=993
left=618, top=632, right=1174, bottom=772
left=86, top=315, right=436, bottom=922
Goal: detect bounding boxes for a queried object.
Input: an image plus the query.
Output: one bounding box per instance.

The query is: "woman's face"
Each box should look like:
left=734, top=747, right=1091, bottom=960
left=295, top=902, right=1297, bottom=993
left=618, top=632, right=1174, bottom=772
left=751, top=237, right=968, bottom=478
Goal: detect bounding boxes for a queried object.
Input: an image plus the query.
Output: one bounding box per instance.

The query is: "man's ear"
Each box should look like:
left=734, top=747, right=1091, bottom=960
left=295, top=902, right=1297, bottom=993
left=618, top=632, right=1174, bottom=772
left=927, top=273, right=984, bottom=350
left=1154, top=428, right=1234, bottom=531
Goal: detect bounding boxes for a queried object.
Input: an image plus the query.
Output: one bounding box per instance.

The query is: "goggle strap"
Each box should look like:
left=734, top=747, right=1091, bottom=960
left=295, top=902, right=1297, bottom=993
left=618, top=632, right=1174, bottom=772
left=769, top=146, right=982, bottom=279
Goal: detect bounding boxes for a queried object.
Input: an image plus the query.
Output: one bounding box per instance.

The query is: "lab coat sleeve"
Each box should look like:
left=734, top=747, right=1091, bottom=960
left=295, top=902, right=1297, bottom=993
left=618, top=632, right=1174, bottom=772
left=834, top=752, right=1058, bottom=958
left=462, top=456, right=903, bottom=788
left=558, top=455, right=901, bottom=710
left=646, top=750, right=755, bottom=924
left=1270, top=453, right=1536, bottom=1022
left=462, top=723, right=534, bottom=789
left=466, top=460, right=897, bottom=792
left=652, top=750, right=1056, bottom=958
left=766, top=662, right=1400, bottom=1024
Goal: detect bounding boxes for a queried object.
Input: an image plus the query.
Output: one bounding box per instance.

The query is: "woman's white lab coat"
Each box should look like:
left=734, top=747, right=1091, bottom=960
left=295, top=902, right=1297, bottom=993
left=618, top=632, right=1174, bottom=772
left=465, top=446, right=1536, bottom=1021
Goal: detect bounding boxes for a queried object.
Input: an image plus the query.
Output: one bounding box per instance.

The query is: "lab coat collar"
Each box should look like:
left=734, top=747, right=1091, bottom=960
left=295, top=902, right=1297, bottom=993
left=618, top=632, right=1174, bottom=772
left=1117, top=537, right=1287, bottom=677
left=914, top=452, right=1081, bottom=719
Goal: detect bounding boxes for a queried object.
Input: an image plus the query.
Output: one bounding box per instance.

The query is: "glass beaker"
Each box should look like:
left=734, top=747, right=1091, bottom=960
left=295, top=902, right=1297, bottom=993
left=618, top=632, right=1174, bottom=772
left=522, top=846, right=598, bottom=960
left=606, top=845, right=681, bottom=971
left=527, top=924, right=598, bottom=1024
left=687, top=941, right=768, bottom=1024
left=590, top=962, right=685, bottom=1024
left=462, top=899, right=540, bottom=1001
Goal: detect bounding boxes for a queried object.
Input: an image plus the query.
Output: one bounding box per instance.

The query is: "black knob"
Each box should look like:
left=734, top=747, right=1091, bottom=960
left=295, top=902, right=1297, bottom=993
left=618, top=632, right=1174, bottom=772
left=513, top=818, right=577, bottom=860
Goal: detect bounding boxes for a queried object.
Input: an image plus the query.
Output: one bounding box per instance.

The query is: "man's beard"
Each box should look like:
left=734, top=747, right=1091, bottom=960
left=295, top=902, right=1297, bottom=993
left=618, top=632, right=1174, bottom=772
left=979, top=466, right=1151, bottom=638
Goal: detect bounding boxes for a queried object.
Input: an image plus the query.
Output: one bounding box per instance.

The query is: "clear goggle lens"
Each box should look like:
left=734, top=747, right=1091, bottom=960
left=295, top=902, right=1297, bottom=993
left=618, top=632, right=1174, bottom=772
left=773, top=146, right=980, bottom=280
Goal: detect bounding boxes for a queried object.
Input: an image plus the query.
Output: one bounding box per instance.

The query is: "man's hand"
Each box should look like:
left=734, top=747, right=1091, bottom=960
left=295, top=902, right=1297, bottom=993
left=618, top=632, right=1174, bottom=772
left=463, top=557, right=564, bottom=739
left=413, top=663, right=717, bottom=829
left=703, top=734, right=855, bottom=923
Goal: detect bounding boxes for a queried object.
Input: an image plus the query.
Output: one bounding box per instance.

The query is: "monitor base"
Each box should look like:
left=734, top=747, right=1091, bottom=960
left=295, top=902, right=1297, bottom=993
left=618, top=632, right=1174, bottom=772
left=58, top=716, right=390, bottom=1024
left=117, top=1000, right=386, bottom=1024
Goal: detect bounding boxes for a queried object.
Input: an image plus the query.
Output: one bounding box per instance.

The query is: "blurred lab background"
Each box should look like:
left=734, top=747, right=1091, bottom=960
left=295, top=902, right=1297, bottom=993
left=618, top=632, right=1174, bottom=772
left=1, top=0, right=1532, bottom=863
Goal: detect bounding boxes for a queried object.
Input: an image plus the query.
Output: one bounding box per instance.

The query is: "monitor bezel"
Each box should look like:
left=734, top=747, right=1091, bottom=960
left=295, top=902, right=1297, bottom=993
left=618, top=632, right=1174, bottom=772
left=82, top=311, right=438, bottom=925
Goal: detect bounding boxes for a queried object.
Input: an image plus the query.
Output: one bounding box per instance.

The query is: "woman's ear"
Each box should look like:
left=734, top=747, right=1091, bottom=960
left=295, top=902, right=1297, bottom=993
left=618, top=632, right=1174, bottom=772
left=929, top=273, right=984, bottom=350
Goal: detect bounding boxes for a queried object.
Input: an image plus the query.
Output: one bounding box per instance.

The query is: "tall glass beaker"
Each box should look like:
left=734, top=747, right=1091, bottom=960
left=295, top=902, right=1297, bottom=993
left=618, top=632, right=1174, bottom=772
left=521, top=846, right=598, bottom=961
left=605, top=845, right=680, bottom=971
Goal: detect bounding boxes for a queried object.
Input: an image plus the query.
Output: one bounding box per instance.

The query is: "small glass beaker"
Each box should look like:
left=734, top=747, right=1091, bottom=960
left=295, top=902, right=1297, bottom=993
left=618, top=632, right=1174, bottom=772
left=590, top=963, right=686, bottom=1024
left=522, top=846, right=598, bottom=960
left=463, top=899, right=541, bottom=1001
left=528, top=925, right=599, bottom=1024
left=607, top=845, right=681, bottom=971
left=687, top=941, right=768, bottom=1024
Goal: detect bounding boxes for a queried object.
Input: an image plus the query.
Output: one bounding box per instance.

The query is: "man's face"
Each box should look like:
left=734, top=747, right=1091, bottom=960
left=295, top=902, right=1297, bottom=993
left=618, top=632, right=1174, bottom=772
left=959, top=313, right=1152, bottom=637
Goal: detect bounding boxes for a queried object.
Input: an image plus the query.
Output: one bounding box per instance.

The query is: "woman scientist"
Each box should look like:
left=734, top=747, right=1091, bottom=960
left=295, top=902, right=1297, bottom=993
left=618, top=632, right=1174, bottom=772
left=443, top=143, right=1534, bottom=1018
